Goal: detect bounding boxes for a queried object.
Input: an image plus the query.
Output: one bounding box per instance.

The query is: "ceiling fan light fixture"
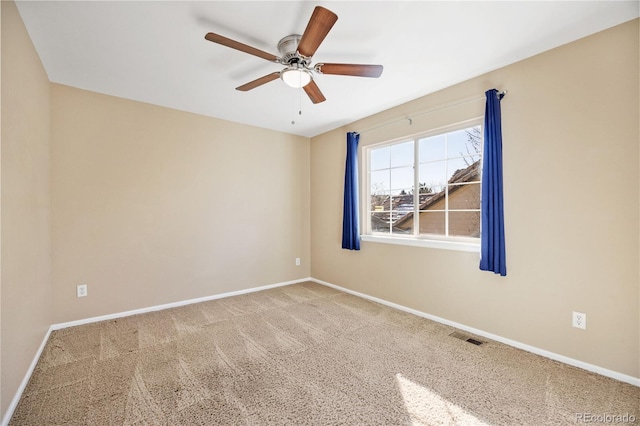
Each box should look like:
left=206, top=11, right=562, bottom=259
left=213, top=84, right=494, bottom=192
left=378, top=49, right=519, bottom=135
left=281, top=68, right=312, bottom=88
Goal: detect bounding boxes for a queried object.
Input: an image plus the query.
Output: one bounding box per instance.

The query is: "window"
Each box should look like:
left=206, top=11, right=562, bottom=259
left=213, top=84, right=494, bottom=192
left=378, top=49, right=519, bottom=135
left=363, top=121, right=482, bottom=251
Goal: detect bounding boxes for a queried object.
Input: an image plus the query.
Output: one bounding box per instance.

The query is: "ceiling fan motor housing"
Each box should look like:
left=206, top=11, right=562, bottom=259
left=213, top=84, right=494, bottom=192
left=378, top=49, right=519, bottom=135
left=278, top=34, right=306, bottom=64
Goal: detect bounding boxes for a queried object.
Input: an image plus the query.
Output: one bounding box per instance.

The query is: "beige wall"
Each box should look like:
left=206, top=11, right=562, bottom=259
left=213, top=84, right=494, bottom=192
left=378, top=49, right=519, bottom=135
left=311, top=19, right=640, bottom=378
left=1, top=0, right=53, bottom=416
left=51, top=85, right=310, bottom=323
left=0, top=4, right=637, bottom=422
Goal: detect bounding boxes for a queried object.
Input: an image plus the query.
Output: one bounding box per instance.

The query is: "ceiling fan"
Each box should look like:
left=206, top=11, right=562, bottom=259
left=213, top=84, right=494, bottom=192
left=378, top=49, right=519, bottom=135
left=204, top=6, right=383, bottom=104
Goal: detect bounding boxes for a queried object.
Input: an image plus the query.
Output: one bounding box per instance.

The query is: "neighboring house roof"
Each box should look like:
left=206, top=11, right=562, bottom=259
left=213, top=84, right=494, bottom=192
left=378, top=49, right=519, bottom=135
left=370, top=193, right=430, bottom=230
left=390, top=160, right=481, bottom=230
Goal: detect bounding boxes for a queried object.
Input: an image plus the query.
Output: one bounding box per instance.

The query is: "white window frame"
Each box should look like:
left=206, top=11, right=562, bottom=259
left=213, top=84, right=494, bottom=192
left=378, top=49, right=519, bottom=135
left=361, top=118, right=483, bottom=253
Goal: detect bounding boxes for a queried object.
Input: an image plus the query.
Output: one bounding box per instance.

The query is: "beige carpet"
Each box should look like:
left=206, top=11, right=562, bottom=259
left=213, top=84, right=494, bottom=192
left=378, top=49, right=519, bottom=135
left=10, top=281, right=639, bottom=425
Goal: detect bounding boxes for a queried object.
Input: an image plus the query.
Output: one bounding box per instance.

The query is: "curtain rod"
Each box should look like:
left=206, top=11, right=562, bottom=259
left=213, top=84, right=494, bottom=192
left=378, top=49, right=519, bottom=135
left=355, top=89, right=507, bottom=135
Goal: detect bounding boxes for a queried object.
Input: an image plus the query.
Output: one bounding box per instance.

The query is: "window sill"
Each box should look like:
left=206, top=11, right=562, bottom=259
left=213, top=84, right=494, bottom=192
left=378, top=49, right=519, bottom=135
left=360, top=234, right=480, bottom=253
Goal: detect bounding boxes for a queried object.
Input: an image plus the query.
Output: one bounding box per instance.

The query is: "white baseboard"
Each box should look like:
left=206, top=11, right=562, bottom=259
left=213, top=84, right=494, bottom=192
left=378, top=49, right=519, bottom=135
left=2, top=326, right=53, bottom=426
left=311, top=278, right=640, bottom=388
left=51, top=277, right=311, bottom=330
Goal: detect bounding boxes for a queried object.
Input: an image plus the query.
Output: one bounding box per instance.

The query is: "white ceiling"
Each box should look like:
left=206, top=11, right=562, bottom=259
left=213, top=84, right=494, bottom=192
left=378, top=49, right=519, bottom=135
left=15, top=1, right=639, bottom=138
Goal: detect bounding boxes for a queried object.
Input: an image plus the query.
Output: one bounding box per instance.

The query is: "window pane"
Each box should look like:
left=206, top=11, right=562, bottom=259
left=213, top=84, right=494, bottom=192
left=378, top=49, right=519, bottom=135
left=390, top=141, right=414, bottom=167
left=448, top=183, right=480, bottom=209
left=418, top=211, right=445, bottom=235
left=392, top=194, right=414, bottom=216
left=393, top=218, right=413, bottom=235
left=371, top=212, right=390, bottom=233
left=371, top=146, right=390, bottom=171
left=419, top=185, right=445, bottom=211
left=447, top=126, right=482, bottom=163
left=390, top=166, right=413, bottom=191
left=449, top=211, right=481, bottom=237
left=419, top=135, right=446, bottom=162
left=370, top=193, right=389, bottom=212
left=446, top=129, right=470, bottom=158
left=419, top=162, right=447, bottom=188
left=446, top=157, right=477, bottom=183
left=370, top=170, right=390, bottom=193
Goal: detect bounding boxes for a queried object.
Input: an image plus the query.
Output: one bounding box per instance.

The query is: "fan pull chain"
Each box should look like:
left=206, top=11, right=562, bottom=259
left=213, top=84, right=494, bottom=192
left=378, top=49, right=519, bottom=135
left=299, top=85, right=303, bottom=117
left=291, top=86, right=304, bottom=125
left=291, top=88, right=296, bottom=125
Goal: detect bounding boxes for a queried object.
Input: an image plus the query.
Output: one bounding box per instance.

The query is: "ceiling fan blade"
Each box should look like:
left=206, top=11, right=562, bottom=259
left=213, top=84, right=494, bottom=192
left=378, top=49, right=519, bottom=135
left=303, top=80, right=326, bottom=104
left=316, top=63, right=384, bottom=78
left=297, top=6, right=338, bottom=58
left=236, top=72, right=281, bottom=91
left=205, top=32, right=279, bottom=62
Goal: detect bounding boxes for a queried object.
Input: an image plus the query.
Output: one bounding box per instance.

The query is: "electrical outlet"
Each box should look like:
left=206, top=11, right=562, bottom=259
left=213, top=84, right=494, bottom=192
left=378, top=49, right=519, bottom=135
left=572, top=311, right=586, bottom=329
left=295, top=257, right=301, bottom=266
left=77, top=284, right=88, bottom=298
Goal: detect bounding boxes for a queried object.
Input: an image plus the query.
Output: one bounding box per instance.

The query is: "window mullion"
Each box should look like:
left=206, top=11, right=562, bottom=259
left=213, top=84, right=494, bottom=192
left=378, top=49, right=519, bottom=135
left=444, top=133, right=449, bottom=237
left=364, top=149, right=369, bottom=234
left=388, top=169, right=392, bottom=234
left=413, top=138, right=419, bottom=237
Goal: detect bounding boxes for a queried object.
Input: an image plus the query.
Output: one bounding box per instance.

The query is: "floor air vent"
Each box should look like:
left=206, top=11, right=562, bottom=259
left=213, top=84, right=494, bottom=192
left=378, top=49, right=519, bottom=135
left=449, top=331, right=484, bottom=346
